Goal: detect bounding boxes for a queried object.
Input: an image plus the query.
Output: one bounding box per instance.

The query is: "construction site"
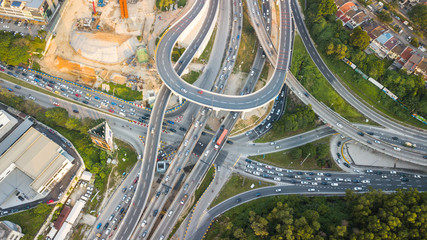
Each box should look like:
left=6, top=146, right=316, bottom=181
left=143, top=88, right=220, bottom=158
left=39, top=0, right=183, bottom=96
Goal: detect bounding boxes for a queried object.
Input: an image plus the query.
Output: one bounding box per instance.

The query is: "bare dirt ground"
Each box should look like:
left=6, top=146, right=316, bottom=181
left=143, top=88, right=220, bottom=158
left=39, top=0, right=185, bottom=90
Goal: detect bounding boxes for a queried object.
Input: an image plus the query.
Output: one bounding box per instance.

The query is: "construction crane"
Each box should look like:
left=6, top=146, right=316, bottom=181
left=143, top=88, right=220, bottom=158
left=120, top=0, right=128, bottom=19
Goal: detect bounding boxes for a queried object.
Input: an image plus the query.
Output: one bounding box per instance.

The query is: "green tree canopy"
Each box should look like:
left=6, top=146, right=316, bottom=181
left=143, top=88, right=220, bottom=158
left=408, top=4, right=427, bottom=29
left=316, top=0, right=337, bottom=19
left=377, top=11, right=393, bottom=23
left=410, top=38, right=420, bottom=47
left=349, top=27, right=370, bottom=50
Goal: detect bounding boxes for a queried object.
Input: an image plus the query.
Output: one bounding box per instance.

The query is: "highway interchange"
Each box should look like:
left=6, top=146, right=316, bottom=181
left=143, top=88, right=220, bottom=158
left=0, top=0, right=427, bottom=239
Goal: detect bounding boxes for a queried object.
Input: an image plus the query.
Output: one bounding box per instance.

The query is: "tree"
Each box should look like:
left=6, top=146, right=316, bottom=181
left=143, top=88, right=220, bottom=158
left=410, top=38, right=419, bottom=47
left=290, top=148, right=302, bottom=159
left=377, top=11, right=393, bottom=23
left=408, top=4, right=427, bottom=29
left=233, top=228, right=246, bottom=239
left=334, top=44, right=348, bottom=59
left=350, top=27, right=370, bottom=50
left=316, top=0, right=337, bottom=19
left=45, top=108, right=69, bottom=127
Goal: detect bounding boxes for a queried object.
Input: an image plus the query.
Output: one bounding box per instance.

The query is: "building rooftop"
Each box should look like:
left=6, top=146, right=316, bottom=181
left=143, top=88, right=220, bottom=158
left=351, top=11, right=367, bottom=25
left=0, top=127, right=73, bottom=193
left=54, top=206, right=71, bottom=230
left=376, top=32, right=393, bottom=45
left=340, top=2, right=356, bottom=13
left=390, top=43, right=406, bottom=56
left=0, top=117, right=33, bottom=156
left=384, top=37, right=399, bottom=50
left=400, top=47, right=414, bottom=61
left=368, top=26, right=386, bottom=40
left=334, top=0, right=348, bottom=8
left=19, top=0, right=45, bottom=9
left=403, top=54, right=423, bottom=72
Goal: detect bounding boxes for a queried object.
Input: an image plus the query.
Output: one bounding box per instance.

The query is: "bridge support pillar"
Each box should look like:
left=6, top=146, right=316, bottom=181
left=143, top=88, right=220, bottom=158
left=178, top=95, right=183, bottom=104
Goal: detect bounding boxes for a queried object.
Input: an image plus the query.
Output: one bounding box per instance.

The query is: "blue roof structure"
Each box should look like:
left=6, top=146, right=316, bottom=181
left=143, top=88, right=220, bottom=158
left=11, top=1, right=22, bottom=7
left=376, top=32, right=393, bottom=45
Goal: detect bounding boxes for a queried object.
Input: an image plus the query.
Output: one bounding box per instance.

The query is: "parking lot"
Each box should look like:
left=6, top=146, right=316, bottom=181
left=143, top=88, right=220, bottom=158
left=0, top=18, right=45, bottom=37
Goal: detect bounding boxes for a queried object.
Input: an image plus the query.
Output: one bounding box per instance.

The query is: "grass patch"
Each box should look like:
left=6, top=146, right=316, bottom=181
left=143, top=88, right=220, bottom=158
left=256, top=95, right=318, bottom=143
left=210, top=173, right=273, bottom=208
left=196, top=26, right=217, bottom=63
left=181, top=71, right=201, bottom=84
left=115, top=139, right=139, bottom=174
left=100, top=82, right=142, bottom=101
left=251, top=137, right=341, bottom=171
left=0, top=204, right=54, bottom=240
left=172, top=46, right=186, bottom=62
left=194, top=166, right=215, bottom=202
left=234, top=0, right=257, bottom=73
left=291, top=34, right=366, bottom=123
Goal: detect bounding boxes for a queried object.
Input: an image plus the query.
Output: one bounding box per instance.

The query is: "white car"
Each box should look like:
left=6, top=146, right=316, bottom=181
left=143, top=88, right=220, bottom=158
left=165, top=176, right=169, bottom=182
left=336, top=123, right=343, bottom=128
left=141, top=219, right=147, bottom=227
left=311, top=182, right=318, bottom=185
left=168, top=210, right=173, bottom=217
left=354, top=187, right=362, bottom=191
left=275, top=188, right=281, bottom=192
left=308, top=188, right=316, bottom=192
left=414, top=175, right=421, bottom=178
left=393, top=147, right=401, bottom=151
left=274, top=177, right=281, bottom=181
left=254, top=171, right=260, bottom=176
left=28, top=96, right=35, bottom=100
left=331, top=183, right=338, bottom=186
left=316, top=172, right=324, bottom=176
left=362, top=179, right=370, bottom=183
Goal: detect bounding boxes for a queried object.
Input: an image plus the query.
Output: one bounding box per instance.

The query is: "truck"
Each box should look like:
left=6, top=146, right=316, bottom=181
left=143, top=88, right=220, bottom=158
left=214, top=129, right=228, bottom=150
left=403, top=142, right=416, bottom=148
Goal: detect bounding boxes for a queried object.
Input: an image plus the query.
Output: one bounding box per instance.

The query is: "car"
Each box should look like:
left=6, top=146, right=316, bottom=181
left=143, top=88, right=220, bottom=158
left=183, top=184, right=189, bottom=191
left=390, top=171, right=396, bottom=174
left=180, top=194, right=188, bottom=205
left=108, top=214, right=115, bottom=221
left=75, top=93, right=81, bottom=97
left=28, top=96, right=35, bottom=100
left=275, top=188, right=282, bottom=192
left=180, top=88, right=187, bottom=93
left=274, top=177, right=281, bottom=181
left=337, top=153, right=341, bottom=158
left=96, top=223, right=102, bottom=229
left=53, top=102, right=59, bottom=106
left=366, top=169, right=373, bottom=173
left=168, top=210, right=173, bottom=217
left=394, top=147, right=401, bottom=151
left=112, top=217, right=117, bottom=225
left=141, top=219, right=147, bottom=227
left=197, top=90, right=203, bottom=94
left=153, top=209, right=158, bottom=216
left=108, top=109, right=115, bottom=113
left=115, top=204, right=121, bottom=211
left=103, top=222, right=109, bottom=230
left=122, top=187, right=127, bottom=193
left=354, top=187, right=362, bottom=191
left=336, top=123, right=343, bottom=128
left=156, top=191, right=161, bottom=198
left=392, top=137, right=398, bottom=140
left=357, top=132, right=364, bottom=136
left=160, top=235, right=165, bottom=240
left=169, top=128, right=176, bottom=132
left=204, top=150, right=210, bottom=156
left=255, top=192, right=261, bottom=197
left=185, top=150, right=190, bottom=156
left=311, top=182, right=318, bottom=185
left=308, top=188, right=316, bottom=192
left=362, top=179, right=370, bottom=183
left=331, top=183, right=338, bottom=186
left=343, top=162, right=351, bottom=168
left=165, top=175, right=169, bottom=182
left=179, top=127, right=187, bottom=132
left=122, top=194, right=127, bottom=201
left=381, top=175, right=388, bottom=179
left=301, top=181, right=308, bottom=184
left=414, top=175, right=421, bottom=178
left=120, top=207, right=125, bottom=214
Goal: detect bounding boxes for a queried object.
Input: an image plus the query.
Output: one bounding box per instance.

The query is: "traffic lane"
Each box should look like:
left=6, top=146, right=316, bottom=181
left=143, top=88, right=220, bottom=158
left=290, top=0, right=427, bottom=142
left=286, top=74, right=427, bottom=165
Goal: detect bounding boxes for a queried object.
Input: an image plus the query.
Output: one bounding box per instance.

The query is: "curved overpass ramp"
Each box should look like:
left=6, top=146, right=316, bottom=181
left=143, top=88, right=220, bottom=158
left=155, top=0, right=293, bottom=111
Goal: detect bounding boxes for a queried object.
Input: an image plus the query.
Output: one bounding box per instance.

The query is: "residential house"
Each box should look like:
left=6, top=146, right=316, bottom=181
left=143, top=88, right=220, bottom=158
left=335, top=1, right=369, bottom=29
left=388, top=43, right=406, bottom=59
left=402, top=53, right=423, bottom=74
left=368, top=32, right=393, bottom=58
left=394, top=47, right=413, bottom=68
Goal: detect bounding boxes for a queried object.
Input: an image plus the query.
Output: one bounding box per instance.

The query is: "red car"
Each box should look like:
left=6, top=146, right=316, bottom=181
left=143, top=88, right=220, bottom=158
left=0, top=68, right=5, bottom=72
left=75, top=93, right=81, bottom=97
left=53, top=102, right=60, bottom=106
left=47, top=200, right=54, bottom=204
left=108, top=109, right=114, bottom=113
left=197, top=90, right=204, bottom=94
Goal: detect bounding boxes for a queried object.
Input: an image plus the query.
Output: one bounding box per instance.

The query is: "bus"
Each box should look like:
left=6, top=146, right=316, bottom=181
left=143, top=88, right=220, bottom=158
left=215, top=129, right=228, bottom=149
